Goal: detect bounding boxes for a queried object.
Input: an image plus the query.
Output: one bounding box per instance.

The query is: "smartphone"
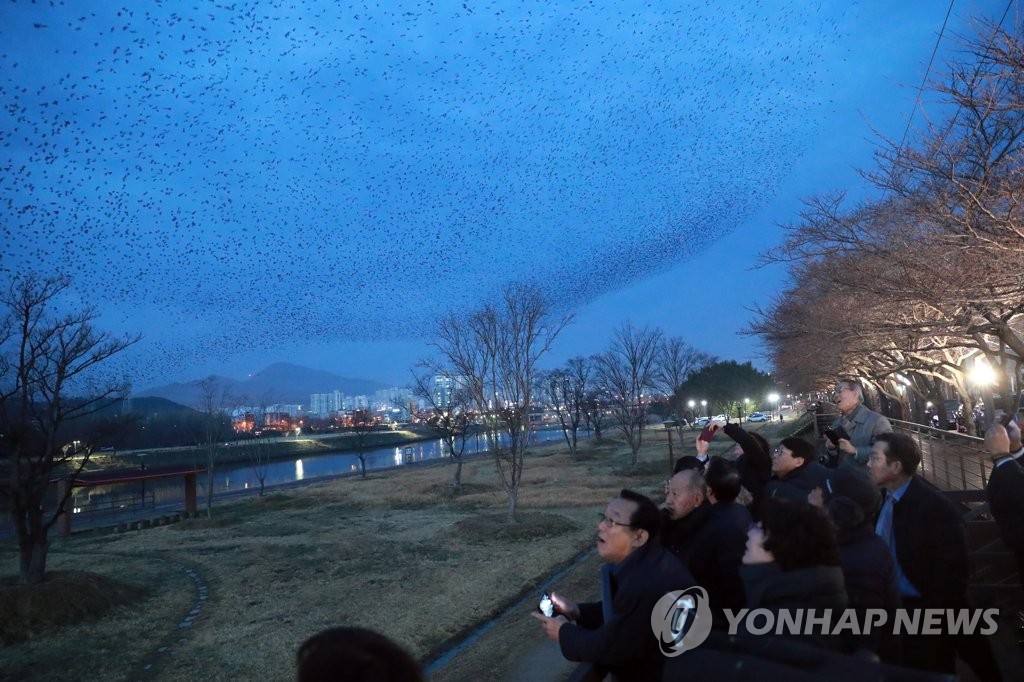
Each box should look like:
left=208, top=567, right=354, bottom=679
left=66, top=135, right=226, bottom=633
left=823, top=428, right=840, bottom=447
left=698, top=423, right=720, bottom=442
left=1000, top=412, right=1015, bottom=428
left=538, top=592, right=555, bottom=617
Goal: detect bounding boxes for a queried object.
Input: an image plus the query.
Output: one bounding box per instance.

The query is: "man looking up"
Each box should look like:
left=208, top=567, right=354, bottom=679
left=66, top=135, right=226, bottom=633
left=533, top=489, right=693, bottom=682
left=868, top=432, right=1000, bottom=679
left=827, top=377, right=892, bottom=466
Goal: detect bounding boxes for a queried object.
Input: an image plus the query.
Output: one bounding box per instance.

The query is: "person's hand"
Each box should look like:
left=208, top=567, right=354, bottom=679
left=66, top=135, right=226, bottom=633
left=550, top=592, right=579, bottom=620
left=695, top=437, right=709, bottom=457
left=824, top=438, right=836, bottom=451
left=709, top=419, right=727, bottom=429
left=1006, top=418, right=1022, bottom=452
left=837, top=438, right=856, bottom=455
left=807, top=487, right=825, bottom=508
left=985, top=423, right=1011, bottom=459
left=532, top=612, right=569, bottom=641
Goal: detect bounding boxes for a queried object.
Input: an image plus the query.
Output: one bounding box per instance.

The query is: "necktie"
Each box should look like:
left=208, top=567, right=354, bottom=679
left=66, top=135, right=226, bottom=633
left=876, top=492, right=895, bottom=549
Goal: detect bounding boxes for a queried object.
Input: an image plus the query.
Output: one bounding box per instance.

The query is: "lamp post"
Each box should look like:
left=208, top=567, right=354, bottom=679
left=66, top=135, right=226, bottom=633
left=970, top=357, right=997, bottom=433
left=700, top=399, right=707, bottom=418
left=768, top=393, right=780, bottom=421
left=687, top=400, right=695, bottom=426
left=742, top=397, right=749, bottom=422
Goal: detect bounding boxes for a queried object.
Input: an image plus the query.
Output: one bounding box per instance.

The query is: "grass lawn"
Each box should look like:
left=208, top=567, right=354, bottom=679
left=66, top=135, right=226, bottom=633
left=0, top=417, right=805, bottom=681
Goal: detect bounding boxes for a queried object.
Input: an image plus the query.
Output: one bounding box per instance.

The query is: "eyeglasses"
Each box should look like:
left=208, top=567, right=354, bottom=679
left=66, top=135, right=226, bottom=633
left=597, top=512, right=633, bottom=528
left=771, top=447, right=786, bottom=458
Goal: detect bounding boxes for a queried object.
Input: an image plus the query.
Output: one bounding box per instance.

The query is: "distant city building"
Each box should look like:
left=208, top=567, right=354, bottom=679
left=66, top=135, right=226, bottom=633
left=433, top=374, right=469, bottom=408
left=310, top=390, right=343, bottom=416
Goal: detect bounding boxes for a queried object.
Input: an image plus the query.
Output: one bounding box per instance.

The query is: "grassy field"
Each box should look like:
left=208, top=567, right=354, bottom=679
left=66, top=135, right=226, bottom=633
left=0, top=418, right=805, bottom=681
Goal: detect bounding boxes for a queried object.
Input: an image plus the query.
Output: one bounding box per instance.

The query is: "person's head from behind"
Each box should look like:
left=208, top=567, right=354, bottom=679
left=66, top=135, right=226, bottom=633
left=597, top=489, right=661, bottom=564
left=673, top=455, right=706, bottom=474
left=867, top=432, right=920, bottom=489
left=297, top=627, right=423, bottom=682
left=744, top=500, right=841, bottom=570
left=704, top=457, right=741, bottom=504
left=771, top=437, right=815, bottom=476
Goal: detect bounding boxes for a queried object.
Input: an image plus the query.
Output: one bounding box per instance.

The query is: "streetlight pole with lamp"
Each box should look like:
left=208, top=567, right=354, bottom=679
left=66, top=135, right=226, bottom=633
left=768, top=393, right=780, bottom=421
left=687, top=400, right=695, bottom=426
left=700, top=399, right=707, bottom=419
left=741, top=397, right=749, bottom=422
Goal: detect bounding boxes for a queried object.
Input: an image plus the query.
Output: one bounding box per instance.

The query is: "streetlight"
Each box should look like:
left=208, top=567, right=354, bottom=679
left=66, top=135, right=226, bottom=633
left=687, top=400, right=695, bottom=424
left=700, top=399, right=707, bottom=418
left=742, top=397, right=749, bottom=422
left=768, top=393, right=780, bottom=421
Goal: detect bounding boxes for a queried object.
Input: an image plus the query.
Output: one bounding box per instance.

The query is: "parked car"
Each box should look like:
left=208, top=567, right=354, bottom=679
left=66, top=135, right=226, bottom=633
left=713, top=414, right=729, bottom=422
left=747, top=412, right=769, bottom=422
left=694, top=416, right=711, bottom=427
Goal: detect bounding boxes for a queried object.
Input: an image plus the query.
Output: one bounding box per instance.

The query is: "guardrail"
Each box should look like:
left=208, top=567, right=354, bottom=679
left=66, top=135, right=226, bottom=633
left=889, top=419, right=990, bottom=492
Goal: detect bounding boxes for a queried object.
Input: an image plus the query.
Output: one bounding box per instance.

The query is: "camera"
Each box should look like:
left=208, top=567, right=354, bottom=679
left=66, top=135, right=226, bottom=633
left=823, top=425, right=850, bottom=446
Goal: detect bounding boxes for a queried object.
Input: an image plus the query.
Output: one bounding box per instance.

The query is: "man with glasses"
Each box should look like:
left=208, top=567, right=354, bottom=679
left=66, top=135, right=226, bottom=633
left=827, top=378, right=892, bottom=466
left=533, top=489, right=693, bottom=682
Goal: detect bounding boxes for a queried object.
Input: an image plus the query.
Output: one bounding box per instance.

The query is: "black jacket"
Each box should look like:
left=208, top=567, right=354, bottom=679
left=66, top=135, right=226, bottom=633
left=888, top=476, right=969, bottom=607
left=837, top=523, right=900, bottom=659
left=724, top=423, right=771, bottom=509
left=765, top=460, right=832, bottom=505
left=986, top=458, right=1024, bottom=581
left=686, top=501, right=751, bottom=625
left=559, top=542, right=694, bottom=682
left=739, top=562, right=848, bottom=650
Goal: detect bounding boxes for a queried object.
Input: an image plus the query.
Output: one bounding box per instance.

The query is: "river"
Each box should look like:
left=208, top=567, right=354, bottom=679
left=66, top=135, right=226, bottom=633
left=68, top=427, right=581, bottom=520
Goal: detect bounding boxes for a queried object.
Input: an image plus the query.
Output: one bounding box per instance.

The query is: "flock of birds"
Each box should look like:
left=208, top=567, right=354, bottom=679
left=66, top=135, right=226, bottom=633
left=0, top=0, right=888, bottom=385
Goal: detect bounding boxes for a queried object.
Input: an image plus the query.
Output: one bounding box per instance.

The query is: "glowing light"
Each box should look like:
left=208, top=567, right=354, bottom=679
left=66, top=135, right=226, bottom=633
left=295, top=459, right=305, bottom=481
left=971, top=358, right=996, bottom=387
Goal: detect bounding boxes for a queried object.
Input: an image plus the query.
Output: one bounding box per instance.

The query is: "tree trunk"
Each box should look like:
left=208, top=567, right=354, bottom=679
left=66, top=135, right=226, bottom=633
left=19, top=535, right=49, bottom=585
left=359, top=454, right=367, bottom=479
left=452, top=458, right=464, bottom=492
left=505, top=486, right=518, bottom=524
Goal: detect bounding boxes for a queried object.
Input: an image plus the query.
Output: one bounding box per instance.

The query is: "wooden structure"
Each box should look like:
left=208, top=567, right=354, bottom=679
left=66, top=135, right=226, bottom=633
left=56, top=464, right=206, bottom=536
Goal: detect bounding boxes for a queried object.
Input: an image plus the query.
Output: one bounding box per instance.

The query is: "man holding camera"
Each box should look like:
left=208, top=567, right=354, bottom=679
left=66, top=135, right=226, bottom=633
left=826, top=378, right=892, bottom=466
left=533, top=489, right=693, bottom=682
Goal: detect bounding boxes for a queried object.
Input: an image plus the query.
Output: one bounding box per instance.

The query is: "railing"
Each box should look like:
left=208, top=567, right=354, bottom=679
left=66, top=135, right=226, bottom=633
left=70, top=491, right=156, bottom=523
left=889, top=419, right=990, bottom=492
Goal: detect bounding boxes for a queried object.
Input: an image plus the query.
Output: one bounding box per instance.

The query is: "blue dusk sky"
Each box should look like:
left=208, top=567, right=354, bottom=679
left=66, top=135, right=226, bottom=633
left=2, top=1, right=1018, bottom=389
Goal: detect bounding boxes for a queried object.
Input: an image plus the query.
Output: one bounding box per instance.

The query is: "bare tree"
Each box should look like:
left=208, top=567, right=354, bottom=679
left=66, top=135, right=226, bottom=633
left=349, top=409, right=376, bottom=479
left=196, top=376, right=233, bottom=517
left=429, top=283, right=569, bottom=522
left=238, top=393, right=274, bottom=496
left=595, top=323, right=664, bottom=465
left=656, top=336, right=714, bottom=430
left=410, top=369, right=471, bottom=492
left=542, top=356, right=590, bottom=456
left=0, top=274, right=139, bottom=583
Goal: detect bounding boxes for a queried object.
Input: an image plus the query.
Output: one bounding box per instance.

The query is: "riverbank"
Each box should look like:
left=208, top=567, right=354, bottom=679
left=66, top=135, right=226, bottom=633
left=98, top=427, right=436, bottom=471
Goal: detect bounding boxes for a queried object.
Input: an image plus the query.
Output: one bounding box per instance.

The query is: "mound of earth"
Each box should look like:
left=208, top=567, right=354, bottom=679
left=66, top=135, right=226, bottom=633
left=0, top=570, right=146, bottom=645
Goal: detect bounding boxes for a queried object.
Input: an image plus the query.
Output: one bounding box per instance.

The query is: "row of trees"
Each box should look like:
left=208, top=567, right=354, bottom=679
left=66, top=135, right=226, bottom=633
left=750, top=21, right=1024, bottom=432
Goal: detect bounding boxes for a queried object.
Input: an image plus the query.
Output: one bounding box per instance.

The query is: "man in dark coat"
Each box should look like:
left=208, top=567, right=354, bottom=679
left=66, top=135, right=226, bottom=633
left=765, top=437, right=832, bottom=505
left=868, top=432, right=1001, bottom=680
left=984, top=422, right=1024, bottom=588
left=686, top=457, right=751, bottom=628
left=534, top=489, right=693, bottom=682
left=661, top=468, right=712, bottom=565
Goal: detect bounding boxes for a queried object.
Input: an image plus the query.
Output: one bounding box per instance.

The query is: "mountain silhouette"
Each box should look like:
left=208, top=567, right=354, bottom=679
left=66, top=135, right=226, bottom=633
left=137, top=362, right=391, bottom=407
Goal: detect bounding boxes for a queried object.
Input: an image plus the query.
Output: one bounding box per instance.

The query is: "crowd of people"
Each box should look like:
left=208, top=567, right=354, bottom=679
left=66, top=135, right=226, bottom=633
left=293, top=378, right=1022, bottom=681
